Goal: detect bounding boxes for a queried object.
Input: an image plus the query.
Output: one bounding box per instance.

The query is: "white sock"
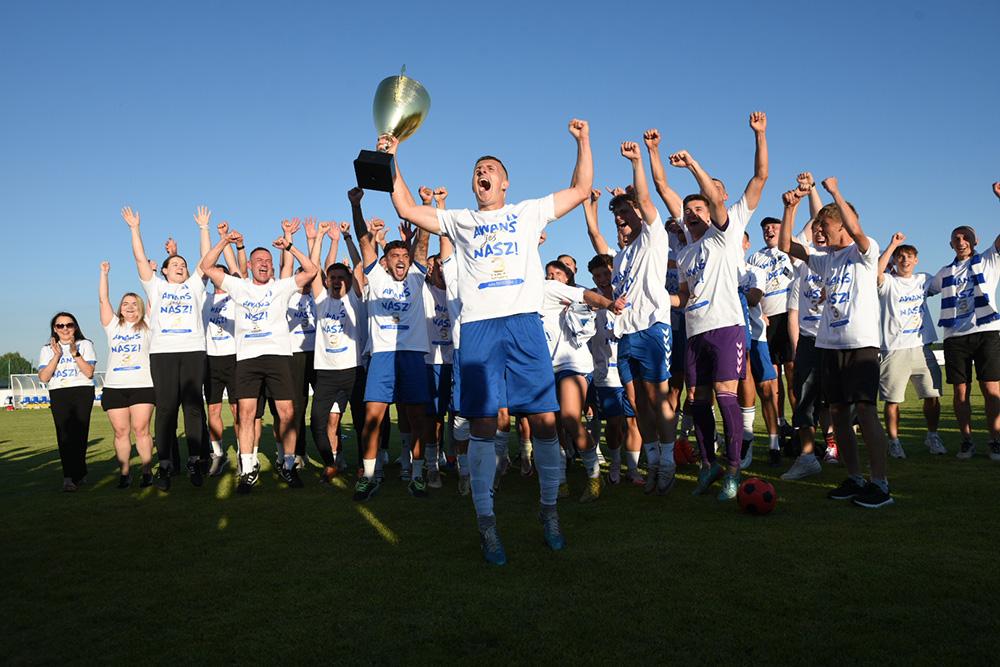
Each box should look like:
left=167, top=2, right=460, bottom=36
left=457, top=453, right=469, bottom=474
left=643, top=442, right=659, bottom=468
left=469, top=437, right=496, bottom=517
left=363, top=458, right=376, bottom=479
left=252, top=444, right=259, bottom=456
left=659, top=441, right=675, bottom=468
left=494, top=430, right=509, bottom=460
left=581, top=447, right=600, bottom=478
left=625, top=450, right=640, bottom=475
left=533, top=435, right=562, bottom=506
left=520, top=439, right=532, bottom=456
left=425, top=443, right=439, bottom=472
left=283, top=454, right=295, bottom=470
left=741, top=407, right=755, bottom=441
left=400, top=432, right=412, bottom=469
left=769, top=434, right=780, bottom=451
left=412, top=458, right=424, bottom=479
left=558, top=447, right=567, bottom=483
left=240, top=453, right=255, bottom=474
left=210, top=440, right=223, bottom=457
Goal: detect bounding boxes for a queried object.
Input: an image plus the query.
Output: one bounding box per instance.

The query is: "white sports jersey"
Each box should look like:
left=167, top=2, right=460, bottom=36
left=540, top=280, right=593, bottom=374
left=928, top=246, right=1000, bottom=338
left=423, top=283, right=453, bottom=365
left=103, top=320, right=154, bottom=388
left=747, top=246, right=795, bottom=316
left=286, top=291, right=317, bottom=353
left=739, top=265, right=768, bottom=342
left=441, top=256, right=462, bottom=349
left=314, top=290, right=364, bottom=370
left=436, top=195, right=555, bottom=324
left=590, top=307, right=622, bottom=388
left=676, top=216, right=749, bottom=338
left=38, top=339, right=97, bottom=390
left=141, top=274, right=208, bottom=353
left=878, top=272, right=937, bottom=352
left=790, top=262, right=825, bottom=338
left=364, top=262, right=430, bottom=354
left=220, top=275, right=300, bottom=361
left=204, top=292, right=236, bottom=357
left=807, top=240, right=881, bottom=350
left=611, top=215, right=670, bottom=337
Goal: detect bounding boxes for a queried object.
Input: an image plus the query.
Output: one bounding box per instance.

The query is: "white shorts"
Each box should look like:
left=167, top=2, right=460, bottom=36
left=879, top=346, right=942, bottom=404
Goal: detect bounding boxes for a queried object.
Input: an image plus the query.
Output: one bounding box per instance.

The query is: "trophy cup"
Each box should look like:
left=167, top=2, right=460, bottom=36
left=354, top=66, right=431, bottom=192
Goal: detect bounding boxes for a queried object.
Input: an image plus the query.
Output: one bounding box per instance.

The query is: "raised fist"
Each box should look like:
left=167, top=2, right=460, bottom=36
left=892, top=231, right=906, bottom=244
left=367, top=218, right=385, bottom=234
left=782, top=189, right=804, bottom=207
left=217, top=221, right=230, bottom=237
left=749, top=111, right=767, bottom=133
left=339, top=222, right=351, bottom=234
left=433, top=187, right=448, bottom=205
left=568, top=119, right=589, bottom=140
left=796, top=172, right=815, bottom=191
left=993, top=181, right=1000, bottom=200
left=418, top=186, right=433, bottom=205
left=821, top=177, right=839, bottom=194
left=100, top=261, right=110, bottom=274
left=348, top=187, right=364, bottom=206
left=620, top=141, right=641, bottom=162
left=281, top=218, right=301, bottom=235
left=668, top=150, right=694, bottom=168
left=194, top=205, right=211, bottom=227
left=589, top=188, right=602, bottom=204
left=643, top=129, right=661, bottom=149
left=165, top=237, right=178, bottom=256
left=121, top=206, right=140, bottom=228
left=377, top=134, right=399, bottom=155
left=272, top=237, right=290, bottom=250
left=227, top=231, right=242, bottom=244
left=606, top=186, right=626, bottom=197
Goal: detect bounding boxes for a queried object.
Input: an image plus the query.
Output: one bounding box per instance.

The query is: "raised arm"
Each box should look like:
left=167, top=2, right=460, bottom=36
left=337, top=222, right=361, bottom=268
left=621, top=141, right=660, bottom=225
left=194, top=205, right=212, bottom=276
left=643, top=129, right=683, bottom=219
left=309, top=222, right=329, bottom=298
left=200, top=232, right=242, bottom=289
left=552, top=119, right=593, bottom=218
left=434, top=187, right=454, bottom=260
left=358, top=217, right=384, bottom=268
left=669, top=150, right=727, bottom=228
left=412, top=227, right=430, bottom=268
left=380, top=136, right=441, bottom=233
left=98, top=261, right=114, bottom=327
left=583, top=189, right=610, bottom=255
left=796, top=172, right=823, bottom=220
left=993, top=182, right=1000, bottom=251
left=279, top=218, right=300, bottom=279
left=821, top=177, right=868, bottom=253
left=878, top=232, right=906, bottom=286
left=274, top=236, right=317, bottom=289
left=779, top=190, right=809, bottom=262
left=121, top=206, right=154, bottom=282
left=742, top=112, right=769, bottom=210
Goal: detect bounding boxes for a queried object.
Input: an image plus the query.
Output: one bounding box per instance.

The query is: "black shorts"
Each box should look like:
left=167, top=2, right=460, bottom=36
left=314, top=368, right=358, bottom=414
left=205, top=354, right=237, bottom=404
left=820, top=347, right=879, bottom=405
left=101, top=386, right=156, bottom=411
left=235, top=355, right=295, bottom=401
left=766, top=312, right=794, bottom=365
left=943, top=331, right=1000, bottom=384
left=791, top=335, right=823, bottom=428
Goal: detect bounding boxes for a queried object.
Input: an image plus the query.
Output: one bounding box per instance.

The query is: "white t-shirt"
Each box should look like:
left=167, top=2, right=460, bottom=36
left=423, top=283, right=453, bottom=365
left=314, top=290, right=364, bottom=370
left=441, top=256, right=462, bottom=350
left=364, top=263, right=429, bottom=355
left=807, top=240, right=881, bottom=350
left=739, top=265, right=768, bottom=342
left=610, top=214, right=670, bottom=337
left=141, top=274, right=208, bottom=354
left=879, top=273, right=937, bottom=352
left=747, top=246, right=795, bottom=316
left=540, top=281, right=593, bottom=374
left=204, top=292, right=236, bottom=357
left=221, top=275, right=300, bottom=361
left=103, top=321, right=154, bottom=389
left=286, top=292, right=317, bottom=353
left=790, top=262, right=825, bottom=338
left=676, top=216, right=749, bottom=338
left=590, top=307, right=622, bottom=388
left=928, top=246, right=1000, bottom=338
left=436, top=195, right=555, bottom=324
left=38, top=340, right=97, bottom=390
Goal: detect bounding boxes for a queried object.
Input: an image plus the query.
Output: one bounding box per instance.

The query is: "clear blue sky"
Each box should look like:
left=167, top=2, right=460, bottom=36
left=2, top=0, right=998, bottom=368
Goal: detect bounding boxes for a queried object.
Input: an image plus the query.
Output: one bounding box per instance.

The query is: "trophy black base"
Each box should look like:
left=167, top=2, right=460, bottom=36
left=354, top=150, right=396, bottom=192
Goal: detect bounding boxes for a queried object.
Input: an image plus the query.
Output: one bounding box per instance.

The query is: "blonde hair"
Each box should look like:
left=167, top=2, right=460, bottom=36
left=117, top=292, right=148, bottom=332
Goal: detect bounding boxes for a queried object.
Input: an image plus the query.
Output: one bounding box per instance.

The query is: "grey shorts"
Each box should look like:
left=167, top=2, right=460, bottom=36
left=879, top=346, right=942, bottom=404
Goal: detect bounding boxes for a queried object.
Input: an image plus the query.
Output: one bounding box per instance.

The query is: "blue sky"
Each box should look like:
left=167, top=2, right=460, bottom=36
left=2, top=0, right=998, bottom=367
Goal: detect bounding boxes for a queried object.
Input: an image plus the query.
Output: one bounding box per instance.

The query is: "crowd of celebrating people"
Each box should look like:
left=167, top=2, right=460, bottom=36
left=38, top=113, right=1000, bottom=565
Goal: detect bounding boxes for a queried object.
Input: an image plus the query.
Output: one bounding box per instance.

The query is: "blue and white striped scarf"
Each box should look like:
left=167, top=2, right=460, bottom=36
left=938, top=254, right=1000, bottom=329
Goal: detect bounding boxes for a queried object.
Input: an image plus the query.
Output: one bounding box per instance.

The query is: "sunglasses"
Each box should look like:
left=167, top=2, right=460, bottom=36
left=54, top=323, right=76, bottom=330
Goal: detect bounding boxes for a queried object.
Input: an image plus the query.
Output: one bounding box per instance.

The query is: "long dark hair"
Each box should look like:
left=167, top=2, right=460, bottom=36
left=49, top=312, right=86, bottom=342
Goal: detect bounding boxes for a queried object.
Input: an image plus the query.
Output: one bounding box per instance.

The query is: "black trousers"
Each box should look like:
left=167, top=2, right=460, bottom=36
left=310, top=367, right=364, bottom=465
left=49, top=386, right=95, bottom=482
left=150, top=351, right=208, bottom=465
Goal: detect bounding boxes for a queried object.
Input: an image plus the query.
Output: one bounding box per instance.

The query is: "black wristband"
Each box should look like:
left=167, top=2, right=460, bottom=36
left=73, top=352, right=81, bottom=358
left=236, top=245, right=245, bottom=250
left=285, top=242, right=293, bottom=251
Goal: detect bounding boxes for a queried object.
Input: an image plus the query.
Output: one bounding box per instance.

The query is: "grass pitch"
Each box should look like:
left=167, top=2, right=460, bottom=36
left=1, top=387, right=998, bottom=664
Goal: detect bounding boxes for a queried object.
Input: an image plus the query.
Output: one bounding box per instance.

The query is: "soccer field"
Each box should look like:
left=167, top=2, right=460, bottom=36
left=2, top=387, right=997, bottom=664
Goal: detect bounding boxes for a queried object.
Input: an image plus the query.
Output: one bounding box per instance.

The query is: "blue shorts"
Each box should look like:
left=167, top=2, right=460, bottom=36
left=450, top=349, right=462, bottom=414
left=364, top=351, right=430, bottom=404
left=595, top=385, right=635, bottom=418
left=555, top=369, right=592, bottom=384
left=425, top=363, right=453, bottom=417
left=459, top=313, right=558, bottom=418
left=750, top=339, right=778, bottom=382
left=618, top=322, right=672, bottom=385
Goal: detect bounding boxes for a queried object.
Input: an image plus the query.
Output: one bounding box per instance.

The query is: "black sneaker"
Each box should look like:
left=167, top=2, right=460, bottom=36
left=187, top=459, right=204, bottom=487
left=154, top=466, right=171, bottom=491
left=768, top=449, right=782, bottom=467
left=827, top=477, right=866, bottom=501
left=353, top=476, right=380, bottom=502
left=139, top=473, right=154, bottom=488
left=117, top=474, right=131, bottom=489
left=236, top=471, right=255, bottom=495
left=408, top=476, right=428, bottom=498
left=852, top=481, right=894, bottom=509
left=281, top=466, right=304, bottom=489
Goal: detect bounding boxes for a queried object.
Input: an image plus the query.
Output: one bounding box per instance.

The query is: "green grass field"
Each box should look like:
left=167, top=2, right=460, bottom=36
left=2, top=386, right=998, bottom=664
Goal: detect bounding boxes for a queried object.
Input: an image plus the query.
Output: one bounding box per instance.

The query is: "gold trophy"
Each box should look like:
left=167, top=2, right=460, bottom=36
left=354, top=66, right=431, bottom=192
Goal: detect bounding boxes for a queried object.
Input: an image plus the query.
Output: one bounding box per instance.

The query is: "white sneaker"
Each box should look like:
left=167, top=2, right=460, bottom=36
left=294, top=455, right=306, bottom=470
left=925, top=433, right=947, bottom=455
left=781, top=453, right=822, bottom=480
left=208, top=453, right=229, bottom=476
left=888, top=440, right=906, bottom=459
left=957, top=440, right=976, bottom=460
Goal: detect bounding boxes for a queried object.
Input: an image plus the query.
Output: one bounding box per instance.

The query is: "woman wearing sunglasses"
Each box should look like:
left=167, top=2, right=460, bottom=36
left=38, top=312, right=97, bottom=491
